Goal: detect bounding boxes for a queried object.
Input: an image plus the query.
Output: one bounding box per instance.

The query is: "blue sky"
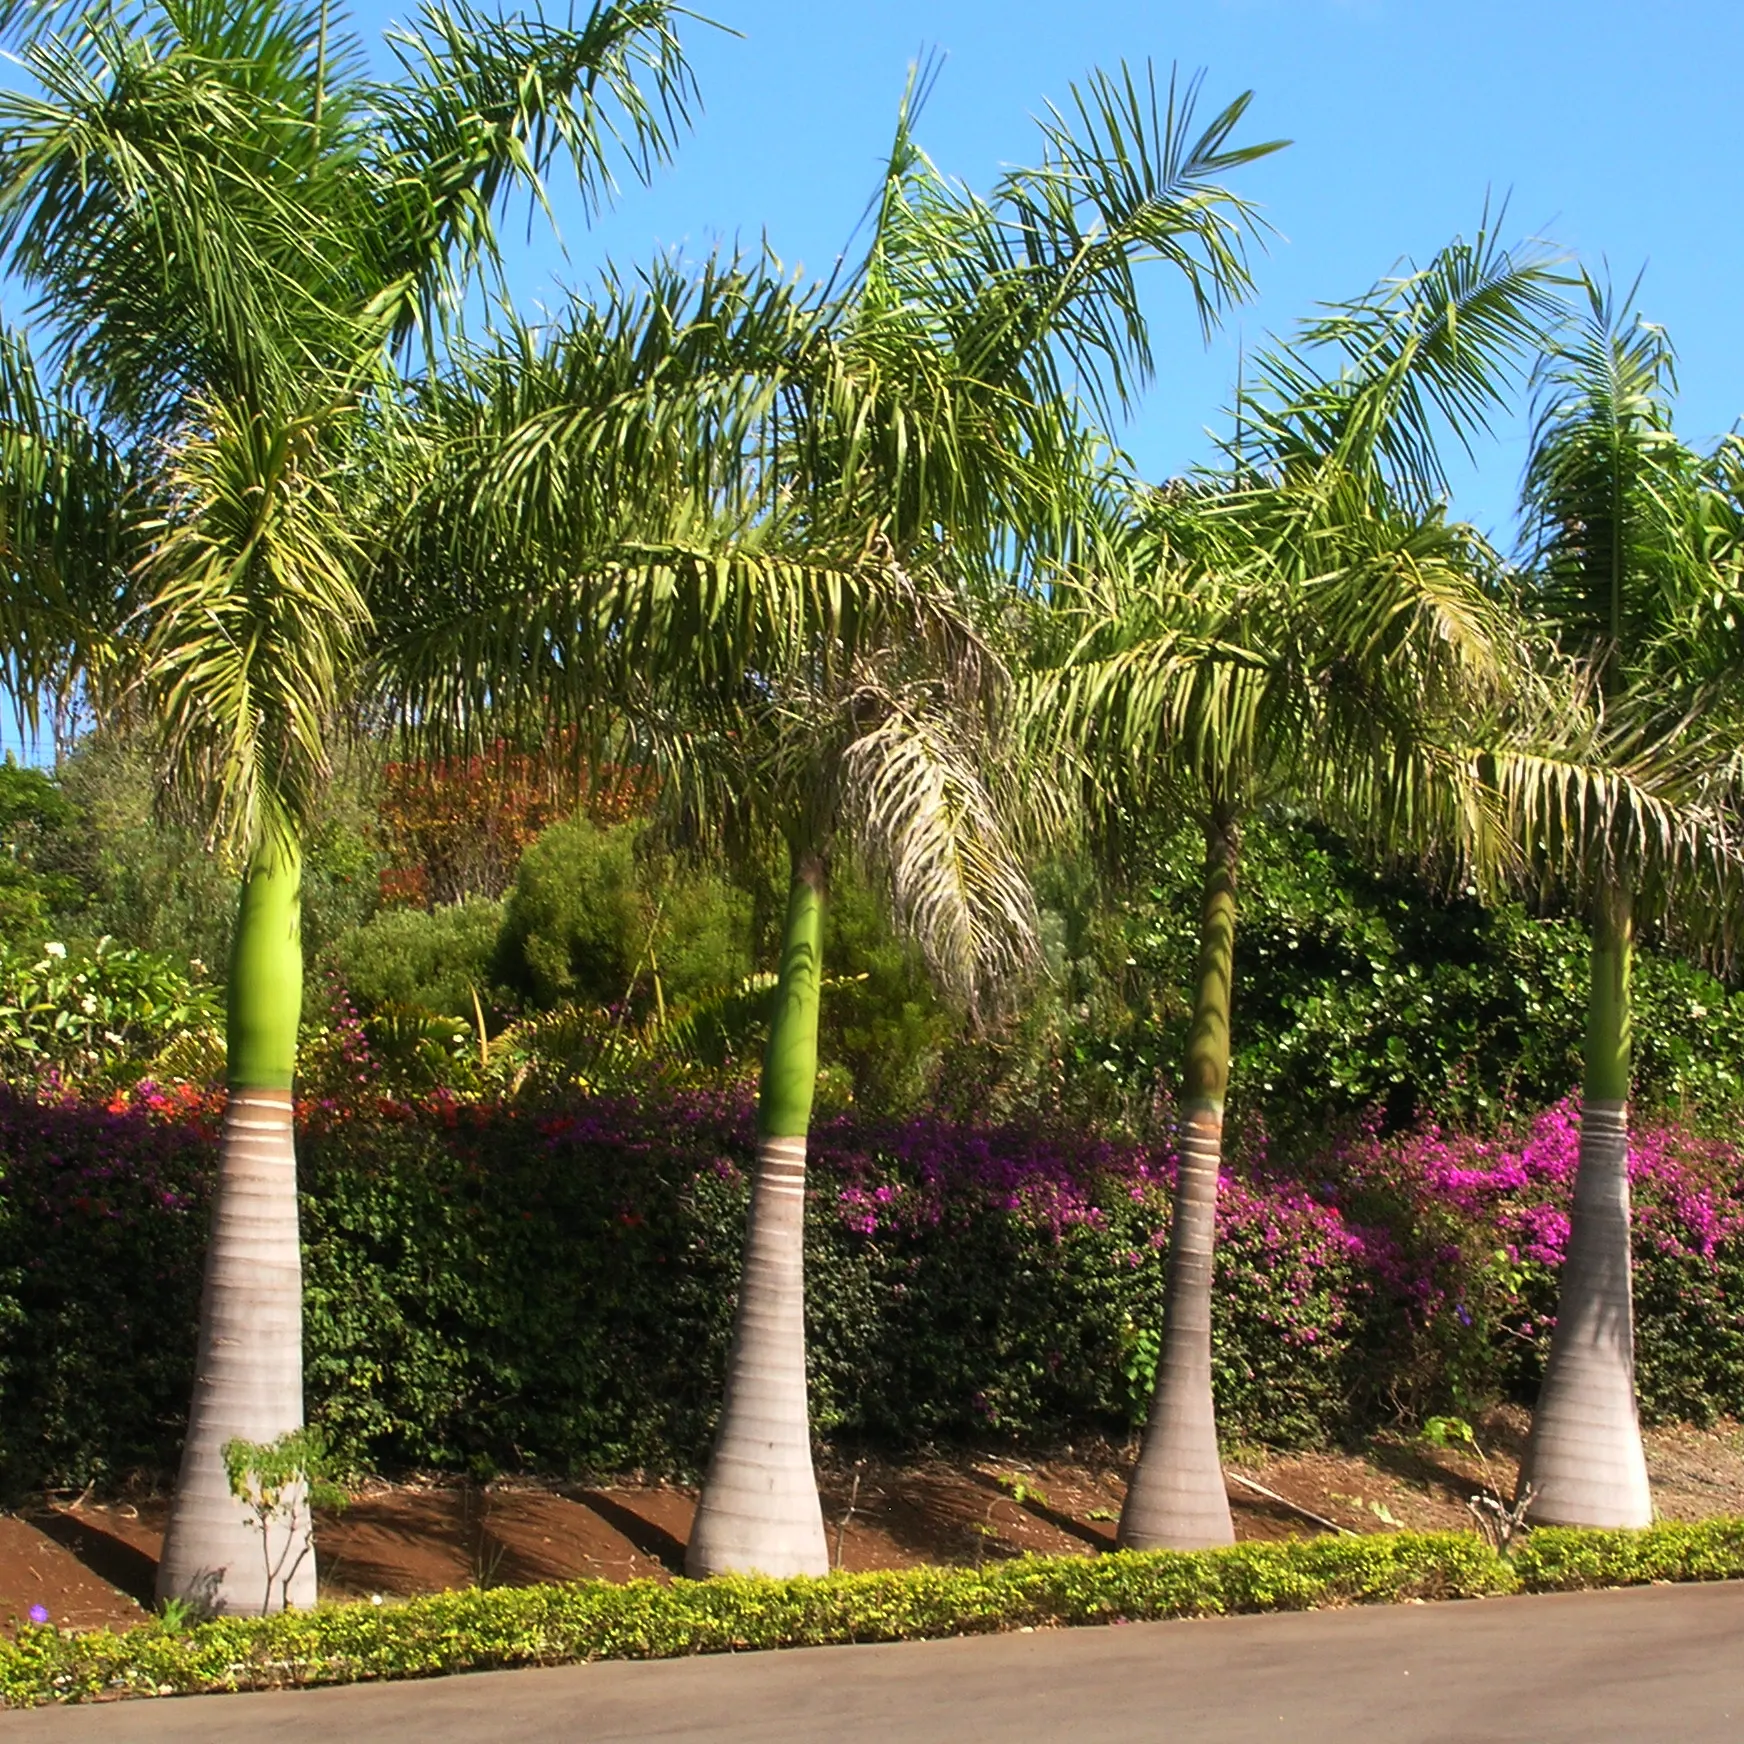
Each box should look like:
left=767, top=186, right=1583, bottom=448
left=5, top=0, right=1740, bottom=759
left=469, top=0, right=1744, bottom=543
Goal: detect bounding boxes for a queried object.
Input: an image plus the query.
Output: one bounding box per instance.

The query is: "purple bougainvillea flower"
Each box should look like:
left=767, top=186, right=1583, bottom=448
left=27, top=1604, right=48, bottom=1624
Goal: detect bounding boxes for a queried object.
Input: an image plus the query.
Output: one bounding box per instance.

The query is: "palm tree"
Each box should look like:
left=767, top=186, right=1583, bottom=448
left=380, top=58, right=1284, bottom=1577
left=1031, top=223, right=1564, bottom=1548
left=0, top=0, right=703, bottom=1613
left=675, top=63, right=1285, bottom=1579
left=642, top=628, right=1043, bottom=1577
left=1510, top=278, right=1744, bottom=1527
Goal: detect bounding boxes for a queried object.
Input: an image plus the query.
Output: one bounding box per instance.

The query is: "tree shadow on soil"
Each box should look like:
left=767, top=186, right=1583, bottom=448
left=29, top=1511, right=158, bottom=1610
left=960, top=1470, right=1113, bottom=1551
left=571, top=1491, right=688, bottom=1575
left=1364, top=1441, right=1516, bottom=1507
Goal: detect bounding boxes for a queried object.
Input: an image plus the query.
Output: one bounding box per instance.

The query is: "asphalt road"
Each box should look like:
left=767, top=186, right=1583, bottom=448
left=10, top=1582, right=1744, bottom=1743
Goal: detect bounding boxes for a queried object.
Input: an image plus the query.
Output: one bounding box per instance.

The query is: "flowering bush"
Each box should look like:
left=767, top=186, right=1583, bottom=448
left=0, top=938, right=220, bottom=1087
left=1327, top=1098, right=1744, bottom=1425
left=2, top=1086, right=1743, bottom=1492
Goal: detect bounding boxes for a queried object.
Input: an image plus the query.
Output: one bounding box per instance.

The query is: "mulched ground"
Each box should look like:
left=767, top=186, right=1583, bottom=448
left=6, top=1410, right=1741, bottom=1634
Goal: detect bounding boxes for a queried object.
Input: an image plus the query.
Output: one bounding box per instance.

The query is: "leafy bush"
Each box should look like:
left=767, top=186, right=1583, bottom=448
left=495, top=818, right=753, bottom=1016
left=325, top=901, right=507, bottom=1021
left=29, top=736, right=382, bottom=973
left=0, top=1086, right=215, bottom=1486
left=0, top=760, right=84, bottom=940
left=0, top=939, right=220, bottom=1088
left=6, top=1522, right=1744, bottom=1707
left=818, top=873, right=955, bottom=1113
left=8, top=1087, right=1744, bottom=1493
left=372, top=746, right=652, bottom=908
left=959, top=818, right=1744, bottom=1145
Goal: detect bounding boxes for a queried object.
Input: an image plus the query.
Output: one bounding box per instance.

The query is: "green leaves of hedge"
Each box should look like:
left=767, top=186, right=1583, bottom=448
left=6, top=1523, right=1742, bottom=1708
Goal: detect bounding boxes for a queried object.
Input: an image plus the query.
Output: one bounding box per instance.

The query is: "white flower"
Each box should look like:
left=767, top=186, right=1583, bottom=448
left=43, top=941, right=66, bottom=959
left=80, top=996, right=98, bottom=1015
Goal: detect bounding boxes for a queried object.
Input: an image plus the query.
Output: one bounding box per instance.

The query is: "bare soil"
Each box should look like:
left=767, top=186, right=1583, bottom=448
left=7, top=1411, right=1743, bottom=1634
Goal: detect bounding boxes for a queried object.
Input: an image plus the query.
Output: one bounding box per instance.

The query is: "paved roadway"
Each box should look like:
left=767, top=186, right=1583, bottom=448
left=10, top=1582, right=1744, bottom=1743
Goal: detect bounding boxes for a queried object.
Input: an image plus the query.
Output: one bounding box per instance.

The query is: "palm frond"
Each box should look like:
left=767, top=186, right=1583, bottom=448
left=1230, top=205, right=1564, bottom=504
left=1477, top=679, right=1743, bottom=943
left=137, top=398, right=369, bottom=855
left=0, top=325, right=137, bottom=727
left=369, top=0, right=701, bottom=337
left=1522, top=271, right=1716, bottom=676
left=838, top=682, right=1041, bottom=1004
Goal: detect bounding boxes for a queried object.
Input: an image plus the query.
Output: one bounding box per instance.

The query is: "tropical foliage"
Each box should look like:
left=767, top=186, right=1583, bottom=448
left=7, top=0, right=1744, bottom=1604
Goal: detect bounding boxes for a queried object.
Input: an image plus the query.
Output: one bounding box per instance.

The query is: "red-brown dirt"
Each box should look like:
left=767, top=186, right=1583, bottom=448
left=6, top=1411, right=1742, bottom=1634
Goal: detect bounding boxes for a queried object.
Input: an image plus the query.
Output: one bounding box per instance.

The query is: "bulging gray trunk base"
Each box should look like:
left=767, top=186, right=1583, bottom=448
left=1119, top=1105, right=1235, bottom=1551
left=1520, top=1099, right=1653, bottom=1528
left=157, top=1090, right=316, bottom=1614
left=686, top=1134, right=828, bottom=1578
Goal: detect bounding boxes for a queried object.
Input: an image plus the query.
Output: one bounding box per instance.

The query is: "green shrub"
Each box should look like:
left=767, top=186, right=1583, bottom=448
left=0, top=761, right=84, bottom=942
left=495, top=819, right=753, bottom=1015
left=1509, top=1519, right=1744, bottom=1590
left=951, top=817, right=1744, bottom=1146
left=0, top=1534, right=1515, bottom=1705
left=818, top=873, right=955, bottom=1114
left=8, top=1521, right=1744, bottom=1709
left=325, top=901, right=507, bottom=1021
left=28, top=736, right=381, bottom=975
left=0, top=938, right=220, bottom=1086
left=0, top=1090, right=214, bottom=1486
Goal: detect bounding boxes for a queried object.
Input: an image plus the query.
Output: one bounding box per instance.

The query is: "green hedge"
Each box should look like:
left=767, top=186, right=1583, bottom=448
left=0, top=1092, right=1369, bottom=1489
left=5, top=1523, right=1743, bottom=1709
left=11, top=1087, right=1744, bottom=1491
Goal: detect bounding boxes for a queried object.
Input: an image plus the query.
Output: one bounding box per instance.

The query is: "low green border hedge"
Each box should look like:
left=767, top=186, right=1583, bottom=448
left=7, top=1522, right=1744, bottom=1709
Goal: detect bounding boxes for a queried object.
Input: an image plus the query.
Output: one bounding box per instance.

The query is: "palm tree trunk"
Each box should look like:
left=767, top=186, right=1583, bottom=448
left=157, top=838, right=316, bottom=1614
left=1518, top=881, right=1652, bottom=1527
left=686, top=847, right=830, bottom=1578
left=1120, top=809, right=1238, bottom=1551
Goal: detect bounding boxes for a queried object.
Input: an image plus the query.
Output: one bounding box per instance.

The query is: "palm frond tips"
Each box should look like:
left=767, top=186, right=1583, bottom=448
left=1230, top=210, right=1564, bottom=504
left=839, top=684, right=1041, bottom=1005
left=373, top=0, right=700, bottom=298
left=0, top=327, right=137, bottom=728
left=1521, top=271, right=1713, bottom=670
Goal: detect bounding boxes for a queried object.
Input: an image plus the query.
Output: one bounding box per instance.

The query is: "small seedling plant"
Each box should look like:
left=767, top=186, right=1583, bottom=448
left=222, top=1428, right=346, bottom=1614
left=1421, top=1415, right=1537, bottom=1553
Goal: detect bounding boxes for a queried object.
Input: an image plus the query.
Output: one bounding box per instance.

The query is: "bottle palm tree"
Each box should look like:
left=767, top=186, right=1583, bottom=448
left=1030, top=222, right=1564, bottom=1548
left=0, top=0, right=704, bottom=1612
left=643, top=632, right=1044, bottom=1577
left=1510, top=278, right=1744, bottom=1527
left=383, top=57, right=1284, bottom=1577
left=673, top=62, right=1283, bottom=1579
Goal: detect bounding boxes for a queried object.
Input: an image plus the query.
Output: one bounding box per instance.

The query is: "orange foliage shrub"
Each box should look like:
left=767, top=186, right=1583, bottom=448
left=375, top=744, right=656, bottom=907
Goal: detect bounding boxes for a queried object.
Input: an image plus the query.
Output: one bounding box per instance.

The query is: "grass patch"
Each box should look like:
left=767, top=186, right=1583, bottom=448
left=5, top=1522, right=1742, bottom=1708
